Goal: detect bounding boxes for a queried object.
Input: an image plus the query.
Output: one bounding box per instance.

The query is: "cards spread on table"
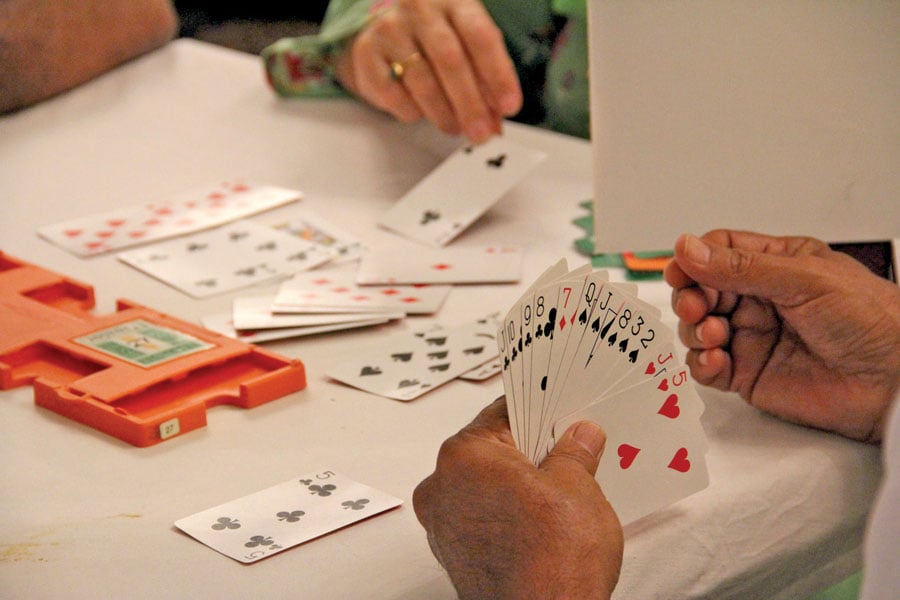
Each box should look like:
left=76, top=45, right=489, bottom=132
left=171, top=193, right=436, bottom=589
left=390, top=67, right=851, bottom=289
left=38, top=181, right=301, bottom=256
left=325, top=316, right=501, bottom=401
left=175, top=470, right=401, bottom=563
left=498, top=260, right=709, bottom=524
left=378, top=137, right=546, bottom=246
left=117, top=220, right=335, bottom=298
left=356, top=245, right=522, bottom=285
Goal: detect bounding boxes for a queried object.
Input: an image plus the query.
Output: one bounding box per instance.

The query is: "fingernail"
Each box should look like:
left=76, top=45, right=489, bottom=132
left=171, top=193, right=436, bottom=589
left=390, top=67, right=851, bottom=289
left=499, top=92, right=521, bottom=115
left=684, top=234, right=711, bottom=265
left=698, top=350, right=709, bottom=366
left=571, top=421, right=605, bottom=458
left=469, top=119, right=494, bottom=143
left=695, top=320, right=706, bottom=344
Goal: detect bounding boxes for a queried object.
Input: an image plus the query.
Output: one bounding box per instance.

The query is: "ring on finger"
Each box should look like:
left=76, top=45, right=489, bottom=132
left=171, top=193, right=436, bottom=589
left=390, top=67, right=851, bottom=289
left=389, top=51, right=422, bottom=81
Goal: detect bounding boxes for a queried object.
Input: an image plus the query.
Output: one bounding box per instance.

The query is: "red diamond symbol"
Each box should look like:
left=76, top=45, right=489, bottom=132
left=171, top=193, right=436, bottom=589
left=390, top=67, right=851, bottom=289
left=432, top=264, right=451, bottom=270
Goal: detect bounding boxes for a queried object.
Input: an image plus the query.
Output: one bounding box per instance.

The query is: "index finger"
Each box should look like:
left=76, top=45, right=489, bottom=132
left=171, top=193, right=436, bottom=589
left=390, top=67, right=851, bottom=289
left=448, top=2, right=522, bottom=117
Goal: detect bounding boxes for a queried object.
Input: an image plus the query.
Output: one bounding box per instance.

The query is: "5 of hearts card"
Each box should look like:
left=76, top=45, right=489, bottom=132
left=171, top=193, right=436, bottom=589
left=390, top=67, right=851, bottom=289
left=498, top=260, right=710, bottom=524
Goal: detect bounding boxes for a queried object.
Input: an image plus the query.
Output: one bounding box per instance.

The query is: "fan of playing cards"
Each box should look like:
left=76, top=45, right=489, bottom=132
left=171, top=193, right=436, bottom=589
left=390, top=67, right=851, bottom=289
left=498, top=260, right=709, bottom=524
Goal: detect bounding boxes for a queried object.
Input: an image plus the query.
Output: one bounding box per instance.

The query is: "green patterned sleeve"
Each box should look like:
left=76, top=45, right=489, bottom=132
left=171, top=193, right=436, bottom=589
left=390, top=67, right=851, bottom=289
left=261, top=0, right=389, bottom=97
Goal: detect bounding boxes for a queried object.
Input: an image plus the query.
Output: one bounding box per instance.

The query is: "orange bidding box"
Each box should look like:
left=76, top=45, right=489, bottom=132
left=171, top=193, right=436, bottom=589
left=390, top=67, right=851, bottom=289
left=0, top=252, right=306, bottom=447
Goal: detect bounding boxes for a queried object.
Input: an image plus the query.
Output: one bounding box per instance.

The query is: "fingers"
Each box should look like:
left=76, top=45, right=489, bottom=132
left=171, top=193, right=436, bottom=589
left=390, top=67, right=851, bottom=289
left=344, top=0, right=521, bottom=142
left=672, top=232, right=835, bottom=306
left=540, top=421, right=606, bottom=478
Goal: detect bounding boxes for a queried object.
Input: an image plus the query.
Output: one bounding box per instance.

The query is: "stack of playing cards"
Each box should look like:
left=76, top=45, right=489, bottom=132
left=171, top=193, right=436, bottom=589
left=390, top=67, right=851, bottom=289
left=325, top=316, right=503, bottom=401
left=175, top=469, right=402, bottom=563
left=201, top=267, right=452, bottom=342
left=498, top=260, right=709, bottom=524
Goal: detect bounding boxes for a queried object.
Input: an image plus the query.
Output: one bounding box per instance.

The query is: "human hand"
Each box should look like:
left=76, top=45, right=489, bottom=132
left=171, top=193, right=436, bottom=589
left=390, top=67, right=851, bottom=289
left=334, top=0, right=522, bottom=143
left=413, top=397, right=623, bottom=599
left=665, top=230, right=900, bottom=443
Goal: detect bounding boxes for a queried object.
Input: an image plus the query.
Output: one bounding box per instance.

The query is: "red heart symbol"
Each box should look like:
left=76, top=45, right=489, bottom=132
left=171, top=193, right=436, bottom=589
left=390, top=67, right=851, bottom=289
left=617, top=444, right=640, bottom=469
left=85, top=241, right=104, bottom=250
left=129, top=230, right=146, bottom=239
left=657, top=378, right=669, bottom=391
left=645, top=362, right=656, bottom=375
left=107, top=219, right=125, bottom=227
left=658, top=394, right=680, bottom=419
left=64, top=229, right=82, bottom=238
left=95, top=230, right=114, bottom=239
left=432, top=263, right=451, bottom=270
left=667, top=448, right=691, bottom=473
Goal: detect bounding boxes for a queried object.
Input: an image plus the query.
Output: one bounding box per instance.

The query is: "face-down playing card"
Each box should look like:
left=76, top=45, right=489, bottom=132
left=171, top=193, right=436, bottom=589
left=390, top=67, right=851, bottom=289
left=377, top=137, right=547, bottom=247
left=174, top=469, right=402, bottom=563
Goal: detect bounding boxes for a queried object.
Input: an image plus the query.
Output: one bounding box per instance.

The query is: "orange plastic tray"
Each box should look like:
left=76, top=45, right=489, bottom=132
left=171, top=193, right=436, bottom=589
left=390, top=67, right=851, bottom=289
left=0, top=252, right=306, bottom=447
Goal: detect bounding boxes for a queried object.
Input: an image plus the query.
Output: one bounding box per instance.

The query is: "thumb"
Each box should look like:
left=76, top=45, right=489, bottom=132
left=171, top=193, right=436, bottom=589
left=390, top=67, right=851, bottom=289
left=675, top=233, right=831, bottom=304
left=540, top=421, right=606, bottom=477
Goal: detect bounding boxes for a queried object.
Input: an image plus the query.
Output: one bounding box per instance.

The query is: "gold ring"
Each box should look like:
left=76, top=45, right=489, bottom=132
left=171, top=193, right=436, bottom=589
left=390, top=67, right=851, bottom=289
left=389, top=52, right=421, bottom=81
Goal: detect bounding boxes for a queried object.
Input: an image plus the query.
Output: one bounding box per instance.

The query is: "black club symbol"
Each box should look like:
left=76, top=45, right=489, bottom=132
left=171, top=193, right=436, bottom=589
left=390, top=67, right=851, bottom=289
left=298, top=479, right=312, bottom=486
left=211, top=517, right=241, bottom=530
left=277, top=510, right=305, bottom=522
left=341, top=499, right=370, bottom=511
left=244, top=535, right=274, bottom=548
left=308, top=484, right=336, bottom=497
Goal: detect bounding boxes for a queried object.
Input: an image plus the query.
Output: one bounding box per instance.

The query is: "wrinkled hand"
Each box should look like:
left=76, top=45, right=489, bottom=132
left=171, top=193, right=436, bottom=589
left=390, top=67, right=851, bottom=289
left=665, top=230, right=900, bottom=443
left=413, top=397, right=623, bottom=599
left=335, top=0, right=522, bottom=143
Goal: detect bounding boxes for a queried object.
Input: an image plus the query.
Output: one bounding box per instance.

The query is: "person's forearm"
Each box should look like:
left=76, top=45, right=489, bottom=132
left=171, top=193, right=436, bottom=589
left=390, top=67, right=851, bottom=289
left=0, top=0, right=178, bottom=114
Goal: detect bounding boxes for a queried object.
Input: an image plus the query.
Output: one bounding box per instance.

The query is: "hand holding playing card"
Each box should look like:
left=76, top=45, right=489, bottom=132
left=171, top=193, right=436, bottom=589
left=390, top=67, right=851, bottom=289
left=413, top=397, right=623, bottom=600
left=498, top=260, right=710, bottom=523
left=665, top=231, right=900, bottom=443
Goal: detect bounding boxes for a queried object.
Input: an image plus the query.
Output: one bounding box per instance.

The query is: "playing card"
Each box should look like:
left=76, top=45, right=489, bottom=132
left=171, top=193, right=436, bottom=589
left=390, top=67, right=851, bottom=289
left=201, top=312, right=393, bottom=343
left=117, top=220, right=335, bottom=298
left=174, top=469, right=402, bottom=563
left=457, top=356, right=503, bottom=381
left=498, top=259, right=570, bottom=451
left=378, top=137, right=547, bottom=246
left=325, top=319, right=499, bottom=401
left=231, top=296, right=403, bottom=330
left=275, top=268, right=451, bottom=315
left=270, top=210, right=364, bottom=264
left=552, top=381, right=708, bottom=524
left=497, top=261, right=709, bottom=523
left=38, top=182, right=302, bottom=256
left=356, top=244, right=522, bottom=285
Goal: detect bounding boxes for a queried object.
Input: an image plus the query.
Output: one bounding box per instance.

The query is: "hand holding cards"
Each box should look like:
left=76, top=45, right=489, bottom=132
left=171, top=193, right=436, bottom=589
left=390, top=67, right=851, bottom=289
left=498, top=261, right=709, bottom=524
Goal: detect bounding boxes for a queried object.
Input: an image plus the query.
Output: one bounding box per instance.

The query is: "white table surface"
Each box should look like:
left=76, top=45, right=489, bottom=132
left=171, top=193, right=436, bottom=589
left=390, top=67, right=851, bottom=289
left=0, top=39, right=882, bottom=599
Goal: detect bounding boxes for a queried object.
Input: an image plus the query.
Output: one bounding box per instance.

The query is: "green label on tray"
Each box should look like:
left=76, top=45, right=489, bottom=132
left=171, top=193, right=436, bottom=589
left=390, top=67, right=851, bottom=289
left=74, top=319, right=214, bottom=367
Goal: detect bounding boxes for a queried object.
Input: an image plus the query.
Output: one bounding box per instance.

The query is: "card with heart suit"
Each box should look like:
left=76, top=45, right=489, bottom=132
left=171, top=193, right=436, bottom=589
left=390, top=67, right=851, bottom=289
left=175, top=469, right=402, bottom=564
left=377, top=137, right=546, bottom=247
left=117, top=220, right=336, bottom=298
left=38, top=181, right=302, bottom=256
left=356, top=245, right=522, bottom=285
left=274, top=268, right=451, bottom=315
left=325, top=317, right=500, bottom=400
left=498, top=261, right=709, bottom=524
